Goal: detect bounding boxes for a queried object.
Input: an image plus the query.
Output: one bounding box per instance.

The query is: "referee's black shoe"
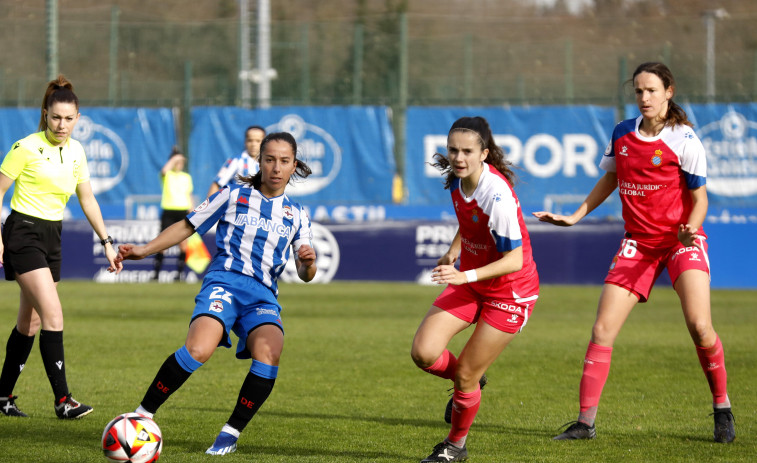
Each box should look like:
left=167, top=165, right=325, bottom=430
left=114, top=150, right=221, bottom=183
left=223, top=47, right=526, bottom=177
left=55, top=394, right=93, bottom=419
left=0, top=395, right=28, bottom=417
left=444, top=374, right=488, bottom=424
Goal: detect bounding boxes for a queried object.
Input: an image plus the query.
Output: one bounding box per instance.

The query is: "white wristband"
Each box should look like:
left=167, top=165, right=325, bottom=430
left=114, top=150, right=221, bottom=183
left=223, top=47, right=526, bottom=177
left=464, top=269, right=477, bottom=283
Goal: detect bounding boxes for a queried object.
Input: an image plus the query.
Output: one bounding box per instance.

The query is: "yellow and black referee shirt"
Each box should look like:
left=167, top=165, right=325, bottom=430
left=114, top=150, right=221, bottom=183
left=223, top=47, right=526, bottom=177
left=0, top=131, right=90, bottom=221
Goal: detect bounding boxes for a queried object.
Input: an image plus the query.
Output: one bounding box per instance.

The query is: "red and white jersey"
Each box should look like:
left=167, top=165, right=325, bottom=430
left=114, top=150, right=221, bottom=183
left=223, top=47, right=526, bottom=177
left=450, top=163, right=539, bottom=298
left=601, top=116, right=707, bottom=242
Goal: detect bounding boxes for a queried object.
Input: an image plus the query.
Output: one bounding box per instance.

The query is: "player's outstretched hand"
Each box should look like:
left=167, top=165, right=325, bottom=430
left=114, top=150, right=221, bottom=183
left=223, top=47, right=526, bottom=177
left=116, top=243, right=148, bottom=262
left=532, top=211, right=578, bottom=227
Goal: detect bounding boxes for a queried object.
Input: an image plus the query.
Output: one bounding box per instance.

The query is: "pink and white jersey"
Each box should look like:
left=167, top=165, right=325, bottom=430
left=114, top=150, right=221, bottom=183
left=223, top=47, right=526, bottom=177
left=450, top=163, right=539, bottom=297
left=600, top=116, right=707, bottom=241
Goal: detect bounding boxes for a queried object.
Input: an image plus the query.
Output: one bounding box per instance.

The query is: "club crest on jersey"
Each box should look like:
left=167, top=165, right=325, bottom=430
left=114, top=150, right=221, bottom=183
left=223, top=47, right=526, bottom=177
left=650, top=149, right=663, bottom=167
left=209, top=300, right=224, bottom=313
left=283, top=205, right=294, bottom=220
left=472, top=212, right=479, bottom=223
left=194, top=198, right=210, bottom=212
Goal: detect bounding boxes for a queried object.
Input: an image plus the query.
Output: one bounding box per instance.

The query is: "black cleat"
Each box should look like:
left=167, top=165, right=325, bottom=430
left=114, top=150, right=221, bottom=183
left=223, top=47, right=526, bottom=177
left=712, top=407, right=735, bottom=443
left=553, top=421, right=596, bottom=440
left=0, top=395, right=28, bottom=417
left=444, top=374, right=488, bottom=424
left=55, top=394, right=93, bottom=419
left=421, top=441, right=468, bottom=462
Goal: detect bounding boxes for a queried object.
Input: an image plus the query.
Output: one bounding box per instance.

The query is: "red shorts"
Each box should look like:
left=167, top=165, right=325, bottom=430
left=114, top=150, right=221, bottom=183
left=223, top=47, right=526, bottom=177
left=605, top=235, right=710, bottom=302
left=433, top=283, right=538, bottom=334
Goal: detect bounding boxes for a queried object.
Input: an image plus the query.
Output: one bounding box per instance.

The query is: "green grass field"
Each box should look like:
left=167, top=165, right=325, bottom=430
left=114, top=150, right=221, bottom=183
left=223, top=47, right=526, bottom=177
left=0, top=280, right=754, bottom=463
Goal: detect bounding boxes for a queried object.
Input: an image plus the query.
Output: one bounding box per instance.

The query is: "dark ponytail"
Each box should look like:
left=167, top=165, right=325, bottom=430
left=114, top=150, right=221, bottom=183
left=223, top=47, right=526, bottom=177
left=38, top=75, right=79, bottom=132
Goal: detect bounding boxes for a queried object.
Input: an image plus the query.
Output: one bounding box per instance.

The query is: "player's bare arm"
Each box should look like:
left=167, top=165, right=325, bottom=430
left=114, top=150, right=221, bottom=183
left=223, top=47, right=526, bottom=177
left=678, top=186, right=708, bottom=247
left=117, top=220, right=195, bottom=262
left=431, top=247, right=523, bottom=286
left=295, top=244, right=317, bottom=282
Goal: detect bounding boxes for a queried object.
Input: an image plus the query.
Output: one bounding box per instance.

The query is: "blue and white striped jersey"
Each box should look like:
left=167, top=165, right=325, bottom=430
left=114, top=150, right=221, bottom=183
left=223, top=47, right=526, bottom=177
left=187, top=183, right=313, bottom=295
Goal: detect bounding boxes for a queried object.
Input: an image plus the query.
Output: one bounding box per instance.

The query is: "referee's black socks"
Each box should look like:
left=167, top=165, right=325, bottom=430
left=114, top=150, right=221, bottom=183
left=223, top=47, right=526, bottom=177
left=0, top=327, right=35, bottom=397
left=39, top=329, right=69, bottom=402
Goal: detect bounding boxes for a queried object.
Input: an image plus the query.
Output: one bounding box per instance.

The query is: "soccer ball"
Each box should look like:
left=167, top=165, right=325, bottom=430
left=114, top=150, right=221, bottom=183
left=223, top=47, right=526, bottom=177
left=102, top=413, right=163, bottom=463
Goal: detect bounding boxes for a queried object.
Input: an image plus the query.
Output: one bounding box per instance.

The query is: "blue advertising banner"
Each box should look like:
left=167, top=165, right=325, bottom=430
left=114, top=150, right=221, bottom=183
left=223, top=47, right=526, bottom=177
left=189, top=106, right=396, bottom=204
left=404, top=106, right=619, bottom=217
left=5, top=219, right=752, bottom=289
left=0, top=108, right=177, bottom=220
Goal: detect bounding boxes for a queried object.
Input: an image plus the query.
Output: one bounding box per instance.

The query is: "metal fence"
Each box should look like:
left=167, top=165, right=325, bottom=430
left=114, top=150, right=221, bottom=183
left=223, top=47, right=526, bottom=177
left=1, top=7, right=756, bottom=109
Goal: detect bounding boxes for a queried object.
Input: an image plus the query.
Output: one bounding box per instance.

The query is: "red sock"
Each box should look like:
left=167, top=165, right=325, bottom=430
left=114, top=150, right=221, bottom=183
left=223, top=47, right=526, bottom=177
left=578, top=342, right=613, bottom=424
left=422, top=349, right=457, bottom=380
left=696, top=335, right=729, bottom=406
left=447, top=387, right=481, bottom=444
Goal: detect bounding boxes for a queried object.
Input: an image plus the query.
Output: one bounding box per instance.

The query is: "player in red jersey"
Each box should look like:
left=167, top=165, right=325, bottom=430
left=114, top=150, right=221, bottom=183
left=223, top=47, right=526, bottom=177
left=534, top=62, right=735, bottom=443
left=411, top=116, right=539, bottom=462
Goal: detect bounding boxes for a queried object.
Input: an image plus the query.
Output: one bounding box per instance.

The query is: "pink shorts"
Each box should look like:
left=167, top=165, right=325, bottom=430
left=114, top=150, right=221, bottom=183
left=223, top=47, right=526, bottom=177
left=605, top=235, right=710, bottom=302
left=433, top=283, right=538, bottom=334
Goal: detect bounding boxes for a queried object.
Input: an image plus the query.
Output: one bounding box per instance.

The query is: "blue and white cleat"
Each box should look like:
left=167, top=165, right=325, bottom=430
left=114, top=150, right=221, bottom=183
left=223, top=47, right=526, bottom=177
left=206, top=431, right=238, bottom=455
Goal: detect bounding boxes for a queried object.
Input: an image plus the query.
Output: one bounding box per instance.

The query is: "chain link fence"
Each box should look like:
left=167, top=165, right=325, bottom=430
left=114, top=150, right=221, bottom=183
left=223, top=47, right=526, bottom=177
left=1, top=8, right=755, bottom=109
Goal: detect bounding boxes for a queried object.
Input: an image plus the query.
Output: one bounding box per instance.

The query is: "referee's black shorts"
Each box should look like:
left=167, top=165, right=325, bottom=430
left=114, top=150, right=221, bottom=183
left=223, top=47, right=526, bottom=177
left=160, top=209, right=188, bottom=231
left=2, top=210, right=63, bottom=282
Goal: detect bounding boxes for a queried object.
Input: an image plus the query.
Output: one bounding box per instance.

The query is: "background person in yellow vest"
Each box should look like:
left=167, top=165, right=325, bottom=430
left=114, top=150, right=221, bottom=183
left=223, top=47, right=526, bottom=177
left=153, top=147, right=194, bottom=282
left=0, top=75, right=121, bottom=418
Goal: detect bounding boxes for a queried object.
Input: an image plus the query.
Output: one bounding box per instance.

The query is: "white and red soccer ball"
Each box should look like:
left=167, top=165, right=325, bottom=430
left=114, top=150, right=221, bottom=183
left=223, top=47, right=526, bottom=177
left=102, top=413, right=162, bottom=463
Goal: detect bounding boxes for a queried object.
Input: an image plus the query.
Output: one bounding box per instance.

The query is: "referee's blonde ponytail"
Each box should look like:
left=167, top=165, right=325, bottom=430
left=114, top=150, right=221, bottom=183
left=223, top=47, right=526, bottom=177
left=38, top=75, right=79, bottom=132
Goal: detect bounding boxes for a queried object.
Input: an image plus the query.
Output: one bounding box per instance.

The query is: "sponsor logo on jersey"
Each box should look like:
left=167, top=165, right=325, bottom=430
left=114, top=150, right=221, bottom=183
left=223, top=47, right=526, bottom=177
left=234, top=215, right=292, bottom=237
left=506, top=313, right=519, bottom=324
left=650, top=149, right=663, bottom=167
left=237, top=196, right=249, bottom=205
left=209, top=300, right=224, bottom=313
left=620, top=145, right=628, bottom=156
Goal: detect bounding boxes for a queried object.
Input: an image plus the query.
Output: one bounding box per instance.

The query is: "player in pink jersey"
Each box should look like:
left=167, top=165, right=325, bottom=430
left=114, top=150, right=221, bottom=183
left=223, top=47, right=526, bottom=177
left=411, top=116, right=539, bottom=462
left=534, top=62, right=734, bottom=443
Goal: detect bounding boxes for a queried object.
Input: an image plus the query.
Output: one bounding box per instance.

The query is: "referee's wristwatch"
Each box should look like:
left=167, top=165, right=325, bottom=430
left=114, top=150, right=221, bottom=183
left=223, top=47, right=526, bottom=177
left=100, top=236, right=114, bottom=246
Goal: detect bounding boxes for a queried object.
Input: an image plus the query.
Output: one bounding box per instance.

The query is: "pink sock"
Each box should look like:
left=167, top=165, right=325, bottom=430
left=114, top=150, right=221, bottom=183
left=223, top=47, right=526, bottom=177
left=696, top=335, right=730, bottom=407
left=422, top=349, right=457, bottom=380
left=578, top=342, right=613, bottom=425
left=447, top=387, right=481, bottom=444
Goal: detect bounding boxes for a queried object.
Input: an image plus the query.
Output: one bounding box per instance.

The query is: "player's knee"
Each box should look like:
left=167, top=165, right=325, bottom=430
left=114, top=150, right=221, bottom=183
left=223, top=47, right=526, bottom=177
left=185, top=344, right=214, bottom=363
left=688, top=321, right=715, bottom=346
left=410, top=344, right=435, bottom=369
left=453, top=366, right=480, bottom=390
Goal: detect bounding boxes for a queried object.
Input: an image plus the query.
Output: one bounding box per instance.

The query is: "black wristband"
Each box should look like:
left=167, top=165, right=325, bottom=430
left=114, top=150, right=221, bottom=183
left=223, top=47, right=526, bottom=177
left=100, top=236, right=114, bottom=246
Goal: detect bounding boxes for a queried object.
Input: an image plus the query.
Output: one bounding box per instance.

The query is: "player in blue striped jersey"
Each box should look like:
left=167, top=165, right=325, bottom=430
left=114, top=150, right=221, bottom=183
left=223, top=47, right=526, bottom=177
left=116, top=132, right=316, bottom=455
